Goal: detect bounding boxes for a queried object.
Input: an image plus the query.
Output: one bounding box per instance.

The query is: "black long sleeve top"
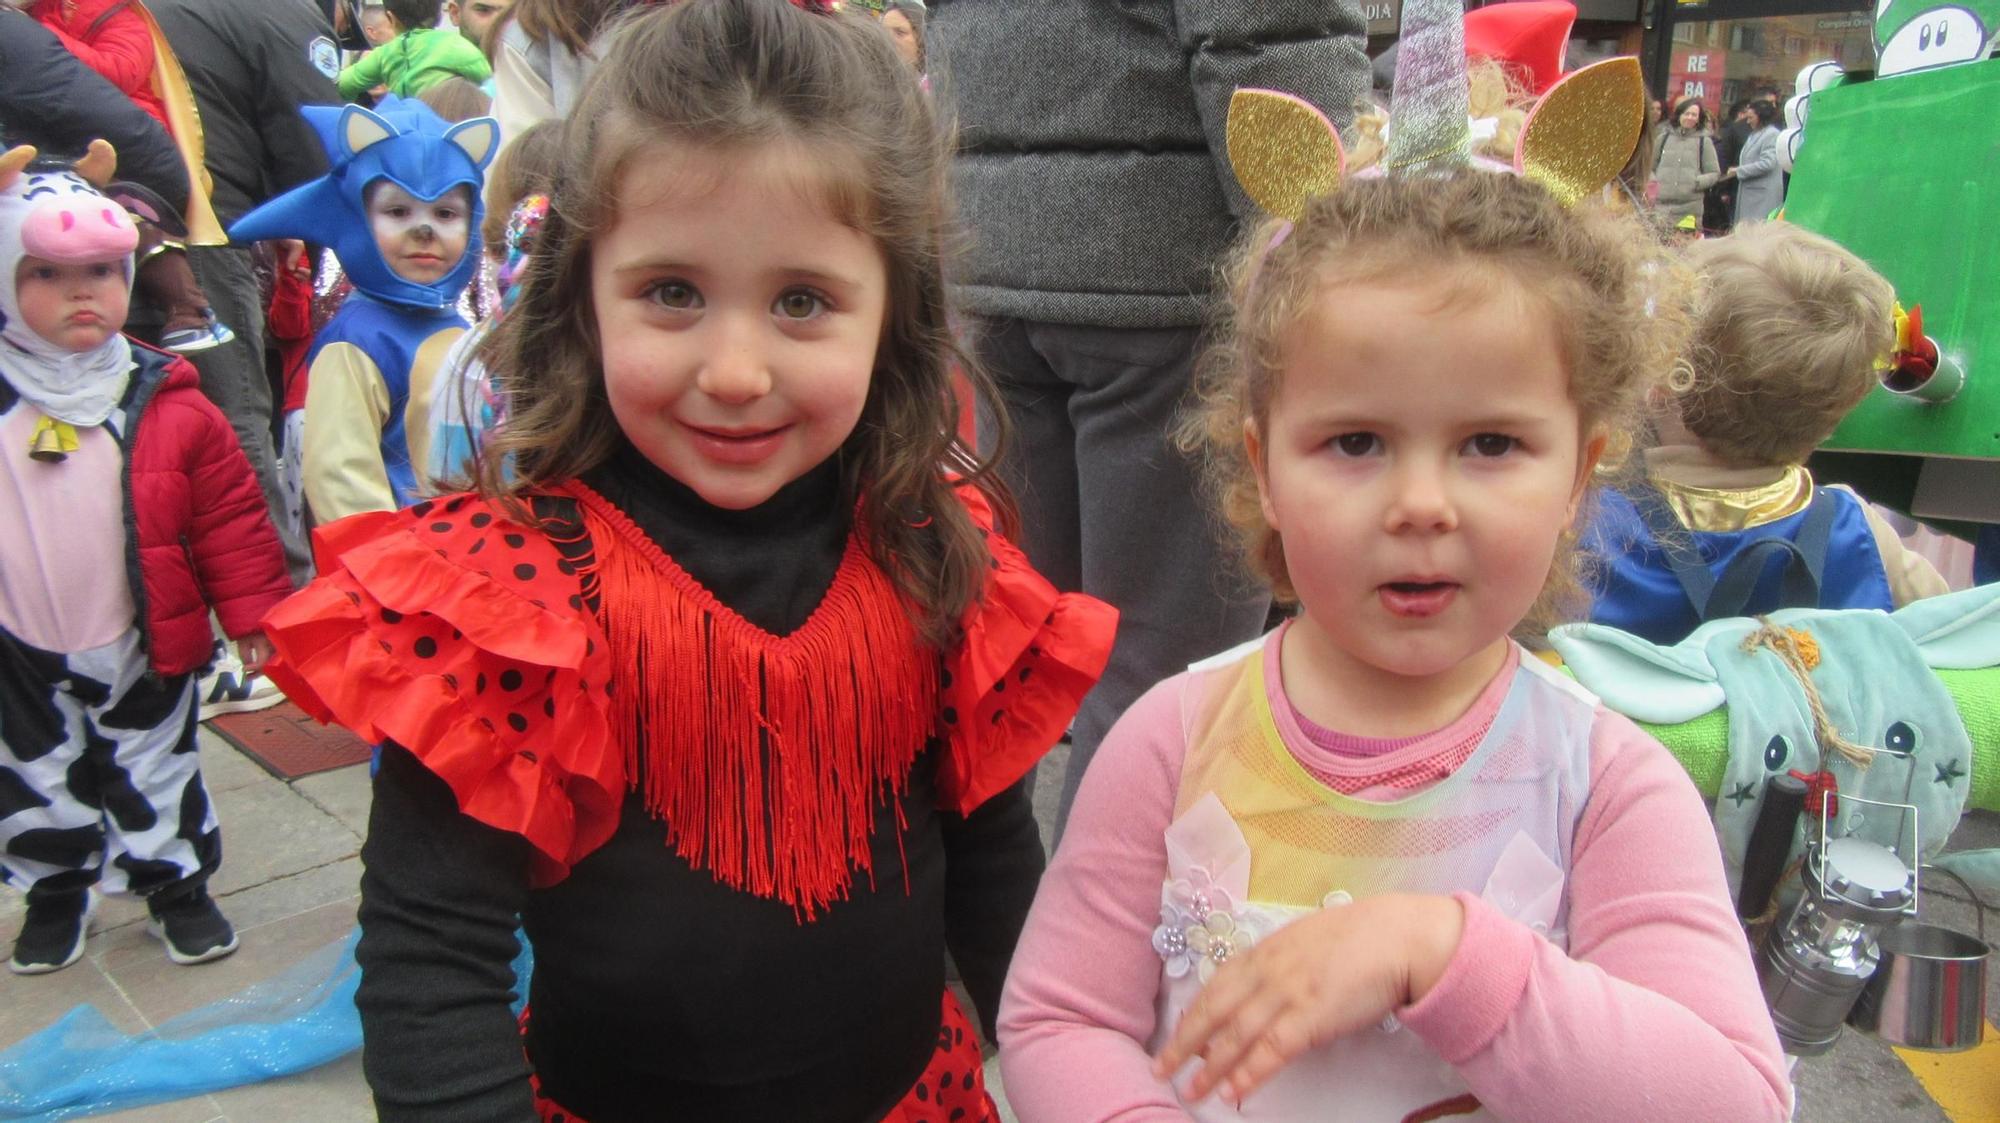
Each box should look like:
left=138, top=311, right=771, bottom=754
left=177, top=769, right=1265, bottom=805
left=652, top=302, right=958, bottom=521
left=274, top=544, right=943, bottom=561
left=353, top=447, right=1046, bottom=1122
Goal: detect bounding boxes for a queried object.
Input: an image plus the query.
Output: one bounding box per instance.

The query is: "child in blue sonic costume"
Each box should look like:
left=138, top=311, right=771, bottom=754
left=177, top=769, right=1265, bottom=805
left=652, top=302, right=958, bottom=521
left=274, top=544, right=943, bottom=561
left=231, top=96, right=497, bottom=522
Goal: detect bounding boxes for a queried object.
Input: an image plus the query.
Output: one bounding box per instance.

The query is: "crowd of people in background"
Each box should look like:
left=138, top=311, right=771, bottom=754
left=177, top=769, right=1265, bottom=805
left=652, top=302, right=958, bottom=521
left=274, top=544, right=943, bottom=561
left=1644, top=90, right=1789, bottom=237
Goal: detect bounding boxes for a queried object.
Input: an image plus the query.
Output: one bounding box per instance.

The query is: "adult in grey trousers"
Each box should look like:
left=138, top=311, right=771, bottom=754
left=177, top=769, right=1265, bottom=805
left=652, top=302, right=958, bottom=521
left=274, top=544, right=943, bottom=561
left=929, top=1, right=1369, bottom=830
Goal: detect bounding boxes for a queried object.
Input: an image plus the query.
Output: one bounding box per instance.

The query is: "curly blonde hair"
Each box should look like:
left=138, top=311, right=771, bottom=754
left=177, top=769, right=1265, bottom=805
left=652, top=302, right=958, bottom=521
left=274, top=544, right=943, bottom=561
left=1675, top=222, right=1894, bottom=466
left=1181, top=171, right=1686, bottom=639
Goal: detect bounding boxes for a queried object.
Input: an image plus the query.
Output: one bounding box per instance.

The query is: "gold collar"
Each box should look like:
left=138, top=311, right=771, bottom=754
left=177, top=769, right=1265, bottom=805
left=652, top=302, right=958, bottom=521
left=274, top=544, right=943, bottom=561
left=1653, top=464, right=1814, bottom=532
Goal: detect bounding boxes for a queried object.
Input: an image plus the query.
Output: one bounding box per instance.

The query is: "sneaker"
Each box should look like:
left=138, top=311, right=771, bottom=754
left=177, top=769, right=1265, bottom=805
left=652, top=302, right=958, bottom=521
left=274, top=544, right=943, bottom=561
left=8, top=890, right=95, bottom=975
left=161, top=310, right=236, bottom=354
left=146, top=885, right=238, bottom=965
left=198, top=648, right=284, bottom=720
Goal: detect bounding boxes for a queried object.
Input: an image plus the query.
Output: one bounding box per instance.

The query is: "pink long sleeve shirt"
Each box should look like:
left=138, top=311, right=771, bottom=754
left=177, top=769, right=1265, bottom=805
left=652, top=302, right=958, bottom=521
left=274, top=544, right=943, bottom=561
left=998, top=636, right=1790, bottom=1121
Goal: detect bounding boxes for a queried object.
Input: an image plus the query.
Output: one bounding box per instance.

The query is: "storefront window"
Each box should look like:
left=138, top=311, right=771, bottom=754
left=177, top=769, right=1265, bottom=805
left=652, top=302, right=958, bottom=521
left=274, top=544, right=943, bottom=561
left=1665, top=11, right=1874, bottom=117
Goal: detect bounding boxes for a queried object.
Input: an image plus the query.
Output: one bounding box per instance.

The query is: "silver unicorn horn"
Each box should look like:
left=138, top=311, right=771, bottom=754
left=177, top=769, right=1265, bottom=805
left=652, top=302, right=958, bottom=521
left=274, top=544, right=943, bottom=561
left=1385, top=0, right=1473, bottom=174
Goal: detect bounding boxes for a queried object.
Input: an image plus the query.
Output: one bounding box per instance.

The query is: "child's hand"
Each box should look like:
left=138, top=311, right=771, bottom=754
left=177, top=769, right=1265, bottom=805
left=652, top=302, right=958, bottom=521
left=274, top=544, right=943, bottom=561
left=1153, top=892, right=1464, bottom=1106
left=277, top=239, right=311, bottom=282
left=238, top=632, right=275, bottom=676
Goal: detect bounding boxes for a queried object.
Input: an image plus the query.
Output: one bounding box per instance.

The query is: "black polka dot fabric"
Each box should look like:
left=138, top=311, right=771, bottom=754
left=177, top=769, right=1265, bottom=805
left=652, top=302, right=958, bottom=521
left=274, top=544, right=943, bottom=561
left=333, top=493, right=609, bottom=789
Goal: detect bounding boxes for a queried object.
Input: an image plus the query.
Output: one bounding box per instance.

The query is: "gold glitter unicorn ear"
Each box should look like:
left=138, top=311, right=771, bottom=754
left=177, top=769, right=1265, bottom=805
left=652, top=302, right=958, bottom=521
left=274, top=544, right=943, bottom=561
left=1226, top=89, right=1346, bottom=223
left=1514, top=57, right=1646, bottom=207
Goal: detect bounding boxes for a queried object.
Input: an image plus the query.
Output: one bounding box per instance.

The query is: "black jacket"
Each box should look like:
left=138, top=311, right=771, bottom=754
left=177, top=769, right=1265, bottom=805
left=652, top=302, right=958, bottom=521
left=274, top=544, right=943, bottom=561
left=0, top=7, right=190, bottom=214
left=146, top=0, right=340, bottom=227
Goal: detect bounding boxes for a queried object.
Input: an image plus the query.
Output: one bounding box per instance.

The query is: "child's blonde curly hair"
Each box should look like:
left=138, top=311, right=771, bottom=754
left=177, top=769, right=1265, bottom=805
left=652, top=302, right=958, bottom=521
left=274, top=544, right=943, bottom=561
left=1674, top=222, right=1895, bottom=467
left=1181, top=171, right=1687, bottom=639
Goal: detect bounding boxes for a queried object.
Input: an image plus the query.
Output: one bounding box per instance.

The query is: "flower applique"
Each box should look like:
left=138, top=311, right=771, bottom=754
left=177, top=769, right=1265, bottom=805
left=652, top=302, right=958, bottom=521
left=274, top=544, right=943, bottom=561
left=1154, top=865, right=1258, bottom=982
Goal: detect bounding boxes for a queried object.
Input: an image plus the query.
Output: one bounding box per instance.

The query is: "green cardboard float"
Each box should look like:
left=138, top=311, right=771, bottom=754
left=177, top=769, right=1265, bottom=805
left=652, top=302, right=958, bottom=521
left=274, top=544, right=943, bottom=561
left=1778, top=25, right=1999, bottom=521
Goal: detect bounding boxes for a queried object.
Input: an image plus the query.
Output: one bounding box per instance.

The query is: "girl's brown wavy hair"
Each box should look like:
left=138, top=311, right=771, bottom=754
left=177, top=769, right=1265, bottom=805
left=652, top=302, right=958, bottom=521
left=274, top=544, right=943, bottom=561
left=475, top=0, right=1011, bottom=647
left=1180, top=171, right=1686, bottom=640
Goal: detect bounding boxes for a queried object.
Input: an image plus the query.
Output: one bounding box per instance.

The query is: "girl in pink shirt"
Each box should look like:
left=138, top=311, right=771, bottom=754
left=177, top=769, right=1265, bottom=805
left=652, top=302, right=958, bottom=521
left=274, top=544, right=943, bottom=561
left=996, top=170, right=1791, bottom=1119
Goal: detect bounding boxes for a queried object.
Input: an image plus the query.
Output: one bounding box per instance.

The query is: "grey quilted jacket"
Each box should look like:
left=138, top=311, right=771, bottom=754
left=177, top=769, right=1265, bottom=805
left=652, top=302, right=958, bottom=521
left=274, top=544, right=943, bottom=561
left=929, top=0, right=1369, bottom=329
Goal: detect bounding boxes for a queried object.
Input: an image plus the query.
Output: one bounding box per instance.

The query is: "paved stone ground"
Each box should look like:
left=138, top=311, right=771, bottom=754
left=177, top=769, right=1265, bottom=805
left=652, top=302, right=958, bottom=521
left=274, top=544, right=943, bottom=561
left=2, top=730, right=1987, bottom=1121
left=0, top=727, right=371, bottom=1121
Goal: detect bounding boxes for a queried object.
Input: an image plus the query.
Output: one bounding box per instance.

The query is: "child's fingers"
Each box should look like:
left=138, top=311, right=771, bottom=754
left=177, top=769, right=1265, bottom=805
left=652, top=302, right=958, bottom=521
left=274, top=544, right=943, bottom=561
left=1154, top=968, right=1255, bottom=1077
left=1219, top=1012, right=1318, bottom=1104
left=1180, top=987, right=1292, bottom=1100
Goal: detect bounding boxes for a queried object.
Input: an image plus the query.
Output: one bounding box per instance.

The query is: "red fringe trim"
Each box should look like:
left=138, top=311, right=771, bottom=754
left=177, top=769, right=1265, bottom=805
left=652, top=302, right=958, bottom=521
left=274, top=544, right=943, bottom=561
left=566, top=483, right=936, bottom=919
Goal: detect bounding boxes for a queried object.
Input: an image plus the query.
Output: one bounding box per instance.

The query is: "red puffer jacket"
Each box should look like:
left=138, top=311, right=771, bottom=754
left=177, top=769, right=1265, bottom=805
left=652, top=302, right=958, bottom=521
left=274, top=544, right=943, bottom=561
left=29, top=0, right=170, bottom=130
left=123, top=343, right=292, bottom=676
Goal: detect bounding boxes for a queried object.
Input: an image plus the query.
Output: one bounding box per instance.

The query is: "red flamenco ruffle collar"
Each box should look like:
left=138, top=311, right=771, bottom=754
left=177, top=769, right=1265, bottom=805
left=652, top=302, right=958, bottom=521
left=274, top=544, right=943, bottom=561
left=259, top=495, right=622, bottom=888
left=259, top=483, right=1117, bottom=910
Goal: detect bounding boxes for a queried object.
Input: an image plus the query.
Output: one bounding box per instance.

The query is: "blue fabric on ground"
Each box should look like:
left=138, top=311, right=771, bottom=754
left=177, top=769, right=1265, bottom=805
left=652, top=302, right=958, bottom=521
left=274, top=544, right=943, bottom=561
left=0, top=931, right=360, bottom=1121
left=0, top=927, right=533, bottom=1120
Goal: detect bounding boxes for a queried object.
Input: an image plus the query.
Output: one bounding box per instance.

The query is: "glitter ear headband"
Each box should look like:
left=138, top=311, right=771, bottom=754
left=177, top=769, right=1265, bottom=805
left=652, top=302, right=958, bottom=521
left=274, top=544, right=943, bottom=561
left=1226, top=0, right=1645, bottom=222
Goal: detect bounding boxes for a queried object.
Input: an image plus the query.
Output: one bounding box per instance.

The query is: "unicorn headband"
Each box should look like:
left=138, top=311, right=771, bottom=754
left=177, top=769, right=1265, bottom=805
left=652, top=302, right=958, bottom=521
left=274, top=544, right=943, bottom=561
left=1226, top=0, right=1646, bottom=219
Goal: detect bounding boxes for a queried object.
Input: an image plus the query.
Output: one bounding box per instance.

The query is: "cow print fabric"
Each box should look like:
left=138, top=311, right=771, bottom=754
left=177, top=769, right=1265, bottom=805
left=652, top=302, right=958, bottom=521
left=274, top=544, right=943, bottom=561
left=0, top=626, right=217, bottom=897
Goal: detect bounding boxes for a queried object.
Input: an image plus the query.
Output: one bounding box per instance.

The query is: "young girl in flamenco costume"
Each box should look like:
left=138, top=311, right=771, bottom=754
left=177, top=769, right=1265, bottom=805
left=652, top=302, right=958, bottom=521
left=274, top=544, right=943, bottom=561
left=256, top=1, right=1115, bottom=1119
left=997, top=2, right=1790, bottom=1117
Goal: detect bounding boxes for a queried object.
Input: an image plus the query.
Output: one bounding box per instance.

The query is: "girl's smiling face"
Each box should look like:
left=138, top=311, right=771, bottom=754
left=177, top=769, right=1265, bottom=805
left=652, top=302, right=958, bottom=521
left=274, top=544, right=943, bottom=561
left=589, top=142, right=886, bottom=510
left=13, top=255, right=129, bottom=352
left=1249, top=268, right=1603, bottom=727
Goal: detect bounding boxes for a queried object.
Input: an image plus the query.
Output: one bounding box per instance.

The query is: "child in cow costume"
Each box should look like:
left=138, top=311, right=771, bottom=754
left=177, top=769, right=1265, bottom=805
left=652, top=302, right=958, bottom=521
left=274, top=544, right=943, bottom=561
left=0, top=143, right=292, bottom=975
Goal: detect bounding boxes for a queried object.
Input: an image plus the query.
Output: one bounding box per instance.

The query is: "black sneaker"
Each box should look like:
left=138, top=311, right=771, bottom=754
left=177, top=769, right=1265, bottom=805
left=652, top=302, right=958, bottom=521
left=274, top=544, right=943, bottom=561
left=146, top=886, right=239, bottom=965
left=8, top=889, right=94, bottom=975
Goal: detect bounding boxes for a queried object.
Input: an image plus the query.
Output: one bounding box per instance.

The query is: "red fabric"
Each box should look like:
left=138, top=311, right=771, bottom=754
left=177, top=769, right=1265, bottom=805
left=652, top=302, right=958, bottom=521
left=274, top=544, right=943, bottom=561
left=1464, top=0, right=1576, bottom=96
left=268, top=266, right=315, bottom=414
left=938, top=484, right=1118, bottom=815
left=1788, top=768, right=1839, bottom=818
left=128, top=344, right=293, bottom=674
left=29, top=0, right=170, bottom=129
left=261, top=482, right=1113, bottom=881
left=260, top=493, right=623, bottom=888
left=573, top=481, right=938, bottom=918
left=524, top=990, right=999, bottom=1123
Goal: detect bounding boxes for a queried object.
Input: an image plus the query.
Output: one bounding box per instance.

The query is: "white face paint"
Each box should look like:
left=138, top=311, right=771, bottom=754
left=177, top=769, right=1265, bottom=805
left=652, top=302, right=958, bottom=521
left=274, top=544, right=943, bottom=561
left=366, top=181, right=472, bottom=286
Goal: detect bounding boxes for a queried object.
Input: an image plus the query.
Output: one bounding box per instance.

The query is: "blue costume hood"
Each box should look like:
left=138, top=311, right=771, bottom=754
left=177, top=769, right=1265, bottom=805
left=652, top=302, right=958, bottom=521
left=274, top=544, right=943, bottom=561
left=231, top=97, right=497, bottom=310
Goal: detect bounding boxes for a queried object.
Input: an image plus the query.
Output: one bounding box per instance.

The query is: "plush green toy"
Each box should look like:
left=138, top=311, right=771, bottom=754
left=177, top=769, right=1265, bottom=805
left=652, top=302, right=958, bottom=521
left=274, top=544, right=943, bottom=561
left=1550, top=583, right=2000, bottom=902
